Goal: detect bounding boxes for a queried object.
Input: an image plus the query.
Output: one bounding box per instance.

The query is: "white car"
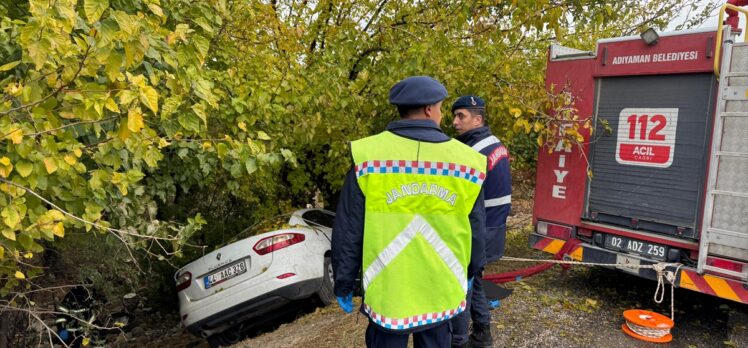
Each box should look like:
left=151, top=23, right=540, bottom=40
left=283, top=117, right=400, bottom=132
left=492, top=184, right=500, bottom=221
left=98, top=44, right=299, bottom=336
left=175, top=209, right=336, bottom=346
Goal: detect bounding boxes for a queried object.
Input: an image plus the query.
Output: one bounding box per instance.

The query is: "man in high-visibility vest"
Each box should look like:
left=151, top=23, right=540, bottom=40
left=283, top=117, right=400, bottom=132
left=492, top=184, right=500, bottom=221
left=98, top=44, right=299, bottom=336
left=450, top=95, right=512, bottom=348
left=332, top=76, right=487, bottom=348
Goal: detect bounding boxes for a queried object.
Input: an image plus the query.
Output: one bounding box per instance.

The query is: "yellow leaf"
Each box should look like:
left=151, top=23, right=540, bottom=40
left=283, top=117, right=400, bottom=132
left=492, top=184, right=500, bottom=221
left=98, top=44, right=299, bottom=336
left=257, top=131, right=271, bottom=140
left=127, top=108, right=144, bottom=133
left=0, top=162, right=13, bottom=178
left=0, top=157, right=9, bottom=166
left=158, top=138, right=170, bottom=149
left=118, top=120, right=131, bottom=140
left=23, top=252, right=32, bottom=259
left=73, top=148, right=83, bottom=158
left=585, top=298, right=598, bottom=306
left=8, top=128, right=23, bottom=144
left=82, top=337, right=90, bottom=346
left=509, top=108, right=522, bottom=118
left=15, top=271, right=25, bottom=279
left=139, top=86, right=159, bottom=114
left=0, top=60, right=20, bottom=71
left=52, top=222, right=65, bottom=237
left=148, top=4, right=163, bottom=17
left=59, top=111, right=77, bottom=119
left=63, top=155, right=77, bottom=166
left=43, top=158, right=58, bottom=174
left=48, top=210, right=65, bottom=221
left=0, top=246, right=3, bottom=259
left=105, top=98, right=120, bottom=113
left=238, top=121, right=247, bottom=131
left=2, top=229, right=16, bottom=241
left=202, top=141, right=212, bottom=150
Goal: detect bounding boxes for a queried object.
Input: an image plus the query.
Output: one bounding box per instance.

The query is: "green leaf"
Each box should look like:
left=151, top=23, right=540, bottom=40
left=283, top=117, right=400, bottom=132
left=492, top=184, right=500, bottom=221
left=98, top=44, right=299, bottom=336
left=105, top=53, right=123, bottom=81
left=111, top=11, right=138, bottom=35
left=17, top=233, right=33, bottom=250
left=1, top=228, right=15, bottom=241
left=139, top=86, right=159, bottom=114
left=26, top=37, right=51, bottom=69
left=245, top=158, right=257, bottom=174
left=191, top=103, right=207, bottom=125
left=178, top=113, right=200, bottom=132
left=192, top=34, right=210, bottom=64
left=15, top=161, right=33, bottom=178
left=257, top=131, right=271, bottom=140
left=0, top=60, right=20, bottom=71
left=84, top=0, right=109, bottom=24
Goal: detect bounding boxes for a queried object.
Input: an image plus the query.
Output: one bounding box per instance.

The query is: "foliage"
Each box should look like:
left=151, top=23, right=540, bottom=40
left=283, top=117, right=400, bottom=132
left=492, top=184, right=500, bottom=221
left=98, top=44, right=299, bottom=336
left=0, top=0, right=716, bottom=328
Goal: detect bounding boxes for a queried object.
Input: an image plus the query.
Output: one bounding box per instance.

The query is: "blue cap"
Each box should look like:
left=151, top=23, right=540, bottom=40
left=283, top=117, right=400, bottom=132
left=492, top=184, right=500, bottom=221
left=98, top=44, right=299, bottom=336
left=388, top=76, right=448, bottom=106
left=452, top=95, right=485, bottom=112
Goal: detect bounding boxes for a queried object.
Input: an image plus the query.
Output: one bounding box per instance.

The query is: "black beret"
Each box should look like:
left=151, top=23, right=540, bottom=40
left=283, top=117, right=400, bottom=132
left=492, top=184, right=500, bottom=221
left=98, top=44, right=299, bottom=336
left=451, top=95, right=485, bottom=112
left=388, top=76, right=448, bottom=106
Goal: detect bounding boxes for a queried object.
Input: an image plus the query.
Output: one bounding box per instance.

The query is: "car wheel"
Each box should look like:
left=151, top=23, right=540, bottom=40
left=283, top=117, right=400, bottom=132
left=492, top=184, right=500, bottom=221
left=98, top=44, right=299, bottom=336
left=316, top=256, right=336, bottom=305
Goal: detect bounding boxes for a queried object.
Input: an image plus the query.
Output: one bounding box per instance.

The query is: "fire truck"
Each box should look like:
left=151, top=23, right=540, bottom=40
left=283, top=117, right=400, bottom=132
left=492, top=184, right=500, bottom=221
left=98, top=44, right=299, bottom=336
left=531, top=3, right=748, bottom=304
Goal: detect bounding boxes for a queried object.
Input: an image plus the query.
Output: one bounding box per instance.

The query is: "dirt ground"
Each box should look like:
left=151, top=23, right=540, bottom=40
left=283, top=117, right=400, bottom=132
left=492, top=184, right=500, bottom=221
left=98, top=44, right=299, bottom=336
left=134, top=196, right=748, bottom=348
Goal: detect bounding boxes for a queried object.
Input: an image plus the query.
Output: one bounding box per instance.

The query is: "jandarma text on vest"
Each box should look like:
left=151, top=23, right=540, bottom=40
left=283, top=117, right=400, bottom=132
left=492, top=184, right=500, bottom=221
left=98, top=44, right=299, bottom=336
left=385, top=182, right=457, bottom=206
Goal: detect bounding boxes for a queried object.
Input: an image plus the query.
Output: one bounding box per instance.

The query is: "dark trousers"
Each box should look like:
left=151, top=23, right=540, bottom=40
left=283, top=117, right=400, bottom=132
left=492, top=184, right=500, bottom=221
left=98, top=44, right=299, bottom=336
left=451, top=273, right=491, bottom=345
left=365, top=321, right=452, bottom=348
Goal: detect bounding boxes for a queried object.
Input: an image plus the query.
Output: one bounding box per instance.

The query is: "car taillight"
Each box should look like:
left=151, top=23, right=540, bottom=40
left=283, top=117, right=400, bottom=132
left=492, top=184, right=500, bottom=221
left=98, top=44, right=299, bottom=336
left=253, top=233, right=305, bottom=255
left=537, top=221, right=572, bottom=240
left=176, top=271, right=192, bottom=292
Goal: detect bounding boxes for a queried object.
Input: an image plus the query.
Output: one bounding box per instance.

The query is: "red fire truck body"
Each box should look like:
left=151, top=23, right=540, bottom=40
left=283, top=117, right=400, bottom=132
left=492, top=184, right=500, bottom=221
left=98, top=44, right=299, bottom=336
left=531, top=25, right=748, bottom=304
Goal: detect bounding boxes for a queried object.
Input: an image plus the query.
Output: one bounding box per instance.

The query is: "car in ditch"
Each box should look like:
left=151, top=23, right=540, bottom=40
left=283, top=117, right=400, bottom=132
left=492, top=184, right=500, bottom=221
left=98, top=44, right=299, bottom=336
left=175, top=209, right=336, bottom=347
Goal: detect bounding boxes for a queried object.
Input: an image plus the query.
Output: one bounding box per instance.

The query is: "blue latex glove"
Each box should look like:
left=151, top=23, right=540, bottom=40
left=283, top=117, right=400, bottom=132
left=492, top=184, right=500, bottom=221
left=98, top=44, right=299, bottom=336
left=468, top=277, right=474, bottom=290
left=337, top=293, right=353, bottom=313
left=58, top=328, right=69, bottom=342
left=489, top=299, right=501, bottom=309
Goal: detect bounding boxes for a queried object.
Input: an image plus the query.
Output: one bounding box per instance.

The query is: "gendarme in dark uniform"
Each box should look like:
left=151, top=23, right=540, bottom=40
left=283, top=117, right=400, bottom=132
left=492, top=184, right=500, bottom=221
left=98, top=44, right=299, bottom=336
left=450, top=95, right=512, bottom=348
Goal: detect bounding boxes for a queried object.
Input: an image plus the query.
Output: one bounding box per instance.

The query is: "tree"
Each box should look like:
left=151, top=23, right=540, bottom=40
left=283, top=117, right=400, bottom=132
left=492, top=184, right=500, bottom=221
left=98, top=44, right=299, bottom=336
left=0, top=0, right=716, bottom=345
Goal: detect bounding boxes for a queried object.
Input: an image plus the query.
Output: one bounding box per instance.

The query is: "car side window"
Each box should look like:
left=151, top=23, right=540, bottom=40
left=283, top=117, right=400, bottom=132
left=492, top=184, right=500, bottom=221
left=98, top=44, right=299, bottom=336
left=301, top=210, right=336, bottom=228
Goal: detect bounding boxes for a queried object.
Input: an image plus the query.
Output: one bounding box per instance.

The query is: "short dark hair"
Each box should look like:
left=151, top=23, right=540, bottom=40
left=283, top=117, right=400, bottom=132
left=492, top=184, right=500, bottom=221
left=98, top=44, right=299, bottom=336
left=397, top=104, right=425, bottom=117
left=464, top=107, right=487, bottom=125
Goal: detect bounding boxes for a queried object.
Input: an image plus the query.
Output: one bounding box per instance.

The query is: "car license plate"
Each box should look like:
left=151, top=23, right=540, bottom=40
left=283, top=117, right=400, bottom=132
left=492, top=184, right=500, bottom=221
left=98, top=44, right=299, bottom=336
left=204, top=261, right=247, bottom=289
left=604, top=234, right=667, bottom=261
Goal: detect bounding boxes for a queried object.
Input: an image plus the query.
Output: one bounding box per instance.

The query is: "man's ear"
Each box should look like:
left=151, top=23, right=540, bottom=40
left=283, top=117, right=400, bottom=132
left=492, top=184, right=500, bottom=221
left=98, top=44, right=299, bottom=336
left=424, top=104, right=435, bottom=117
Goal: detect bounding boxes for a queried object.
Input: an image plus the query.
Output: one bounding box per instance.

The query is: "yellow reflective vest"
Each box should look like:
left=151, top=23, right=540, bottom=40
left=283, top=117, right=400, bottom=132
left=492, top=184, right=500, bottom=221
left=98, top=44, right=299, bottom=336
left=351, top=131, right=486, bottom=330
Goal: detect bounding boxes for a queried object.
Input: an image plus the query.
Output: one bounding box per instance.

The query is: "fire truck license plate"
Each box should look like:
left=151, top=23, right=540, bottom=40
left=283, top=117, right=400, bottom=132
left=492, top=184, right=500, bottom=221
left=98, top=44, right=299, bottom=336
left=604, top=235, right=667, bottom=261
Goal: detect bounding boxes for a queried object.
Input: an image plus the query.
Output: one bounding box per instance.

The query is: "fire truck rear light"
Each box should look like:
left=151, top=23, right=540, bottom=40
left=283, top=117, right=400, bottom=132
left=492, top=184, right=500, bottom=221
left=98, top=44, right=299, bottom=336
left=253, top=233, right=305, bottom=255
left=277, top=273, right=296, bottom=279
left=176, top=271, right=192, bottom=292
left=537, top=221, right=572, bottom=240
left=706, top=257, right=744, bottom=273
left=577, top=228, right=593, bottom=238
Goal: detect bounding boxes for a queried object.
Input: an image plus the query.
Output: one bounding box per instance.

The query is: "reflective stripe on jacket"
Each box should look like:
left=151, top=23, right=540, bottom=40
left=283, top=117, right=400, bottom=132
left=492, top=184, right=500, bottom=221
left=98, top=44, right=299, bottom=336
left=351, top=131, right=486, bottom=331
left=457, top=126, right=512, bottom=262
